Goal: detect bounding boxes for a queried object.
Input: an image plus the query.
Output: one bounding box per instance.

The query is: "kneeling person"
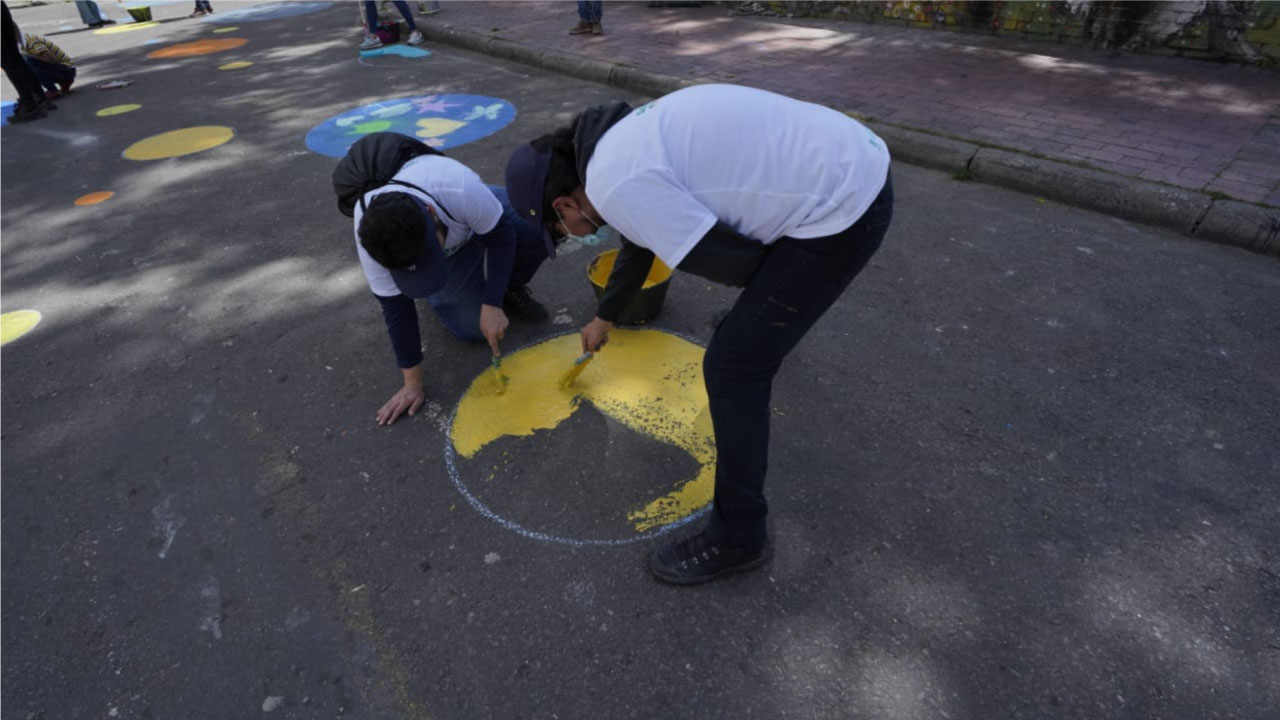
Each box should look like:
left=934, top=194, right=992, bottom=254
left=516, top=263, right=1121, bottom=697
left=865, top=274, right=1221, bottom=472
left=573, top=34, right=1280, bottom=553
left=355, top=153, right=553, bottom=426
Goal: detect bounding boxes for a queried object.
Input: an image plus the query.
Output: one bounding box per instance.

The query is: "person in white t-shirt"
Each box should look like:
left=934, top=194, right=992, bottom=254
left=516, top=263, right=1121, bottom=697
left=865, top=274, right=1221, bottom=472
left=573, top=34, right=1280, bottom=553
left=506, top=84, right=894, bottom=584
left=356, top=154, right=554, bottom=426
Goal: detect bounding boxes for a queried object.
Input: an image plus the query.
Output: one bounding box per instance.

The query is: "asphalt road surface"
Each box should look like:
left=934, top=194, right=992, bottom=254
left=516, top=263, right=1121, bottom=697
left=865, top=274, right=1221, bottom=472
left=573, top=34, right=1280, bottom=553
left=3, top=3, right=1277, bottom=719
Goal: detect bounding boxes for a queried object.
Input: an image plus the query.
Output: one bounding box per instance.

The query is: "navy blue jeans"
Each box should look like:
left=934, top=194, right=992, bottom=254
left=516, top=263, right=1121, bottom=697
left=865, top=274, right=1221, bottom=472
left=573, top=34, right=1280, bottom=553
left=577, top=1, right=602, bottom=21
left=25, top=57, right=75, bottom=94
left=702, top=175, right=894, bottom=551
left=426, top=185, right=549, bottom=342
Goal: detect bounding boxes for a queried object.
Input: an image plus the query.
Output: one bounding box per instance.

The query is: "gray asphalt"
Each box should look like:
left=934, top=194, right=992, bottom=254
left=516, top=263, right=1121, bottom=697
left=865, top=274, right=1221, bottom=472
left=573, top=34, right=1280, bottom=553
left=3, top=3, right=1278, bottom=720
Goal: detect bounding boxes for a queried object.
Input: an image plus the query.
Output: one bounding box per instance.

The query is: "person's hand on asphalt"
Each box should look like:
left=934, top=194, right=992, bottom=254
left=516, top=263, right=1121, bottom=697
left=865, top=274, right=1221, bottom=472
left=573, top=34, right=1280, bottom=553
left=377, top=384, right=425, bottom=426
left=581, top=316, right=613, bottom=354
left=480, top=304, right=508, bottom=356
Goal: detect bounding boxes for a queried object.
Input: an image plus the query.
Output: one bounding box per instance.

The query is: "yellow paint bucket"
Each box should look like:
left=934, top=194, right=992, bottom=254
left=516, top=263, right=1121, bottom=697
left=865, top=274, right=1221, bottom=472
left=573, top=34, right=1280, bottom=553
left=587, top=249, right=672, bottom=326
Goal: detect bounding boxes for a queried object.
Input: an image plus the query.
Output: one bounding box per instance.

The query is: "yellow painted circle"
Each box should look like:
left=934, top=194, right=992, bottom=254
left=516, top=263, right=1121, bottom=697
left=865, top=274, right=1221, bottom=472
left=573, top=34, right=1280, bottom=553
left=123, top=126, right=234, bottom=160
left=94, top=21, right=158, bottom=34
left=450, top=330, right=714, bottom=542
left=212, top=26, right=239, bottom=33
left=75, top=191, right=115, bottom=206
left=0, top=310, right=42, bottom=346
left=218, top=61, right=253, bottom=70
left=97, top=103, right=141, bottom=117
left=147, top=37, right=247, bottom=58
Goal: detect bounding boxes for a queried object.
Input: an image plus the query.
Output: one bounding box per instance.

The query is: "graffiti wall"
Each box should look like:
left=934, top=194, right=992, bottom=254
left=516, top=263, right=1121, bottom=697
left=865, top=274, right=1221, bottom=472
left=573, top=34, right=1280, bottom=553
left=753, top=1, right=1280, bottom=65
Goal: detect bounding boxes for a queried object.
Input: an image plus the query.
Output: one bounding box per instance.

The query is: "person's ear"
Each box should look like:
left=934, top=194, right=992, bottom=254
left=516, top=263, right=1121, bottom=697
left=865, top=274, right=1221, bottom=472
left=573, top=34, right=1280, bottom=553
left=549, top=195, right=579, bottom=216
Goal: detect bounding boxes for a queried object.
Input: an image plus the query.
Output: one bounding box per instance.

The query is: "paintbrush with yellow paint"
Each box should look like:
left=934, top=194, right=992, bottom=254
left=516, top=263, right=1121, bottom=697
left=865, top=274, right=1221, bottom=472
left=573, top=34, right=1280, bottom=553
left=558, top=352, right=594, bottom=388
left=490, top=354, right=508, bottom=395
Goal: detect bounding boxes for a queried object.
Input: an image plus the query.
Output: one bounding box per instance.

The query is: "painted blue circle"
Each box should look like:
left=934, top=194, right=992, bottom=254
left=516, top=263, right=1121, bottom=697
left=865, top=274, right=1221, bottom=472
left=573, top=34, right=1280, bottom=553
left=201, top=1, right=331, bottom=23
left=1, top=100, right=15, bottom=127
left=304, top=94, right=517, bottom=158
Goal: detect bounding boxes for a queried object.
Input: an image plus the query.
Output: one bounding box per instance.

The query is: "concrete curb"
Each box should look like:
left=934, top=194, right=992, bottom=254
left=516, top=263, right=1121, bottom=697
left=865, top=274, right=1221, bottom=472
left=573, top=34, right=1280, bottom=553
left=419, top=20, right=1279, bottom=258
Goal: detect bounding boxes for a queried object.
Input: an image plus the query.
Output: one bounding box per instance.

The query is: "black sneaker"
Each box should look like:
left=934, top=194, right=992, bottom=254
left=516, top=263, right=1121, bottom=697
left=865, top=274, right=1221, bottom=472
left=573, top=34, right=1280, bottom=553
left=8, top=103, right=47, bottom=124
left=649, top=532, right=767, bottom=585
left=503, top=285, right=548, bottom=322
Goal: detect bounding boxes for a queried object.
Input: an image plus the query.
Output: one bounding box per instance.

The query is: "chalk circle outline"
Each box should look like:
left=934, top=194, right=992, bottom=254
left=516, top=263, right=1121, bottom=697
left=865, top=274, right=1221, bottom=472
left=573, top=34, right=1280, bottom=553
left=147, top=37, right=247, bottom=59
left=123, top=126, right=234, bottom=160
left=97, top=103, right=141, bottom=117
left=218, top=61, right=254, bottom=70
left=444, top=329, right=713, bottom=547
left=75, top=191, right=115, bottom=206
left=1, top=310, right=42, bottom=346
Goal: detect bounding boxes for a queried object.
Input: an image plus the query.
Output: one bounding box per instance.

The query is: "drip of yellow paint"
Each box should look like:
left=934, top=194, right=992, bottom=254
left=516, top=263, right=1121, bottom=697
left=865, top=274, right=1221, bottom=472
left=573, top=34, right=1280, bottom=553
left=123, top=126, right=234, bottom=160
left=97, top=104, right=141, bottom=117
left=0, top=310, right=42, bottom=345
left=218, top=61, right=253, bottom=70
left=94, top=21, right=158, bottom=34
left=451, top=330, right=714, bottom=531
left=212, top=26, right=240, bottom=33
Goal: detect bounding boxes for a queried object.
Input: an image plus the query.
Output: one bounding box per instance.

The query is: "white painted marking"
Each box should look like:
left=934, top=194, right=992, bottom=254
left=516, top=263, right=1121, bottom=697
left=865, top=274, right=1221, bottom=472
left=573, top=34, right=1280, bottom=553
left=198, top=577, right=222, bottom=640
left=552, top=313, right=573, bottom=325
left=262, top=696, right=285, bottom=712
left=1075, top=246, right=1095, bottom=254
left=284, top=608, right=311, bottom=630
left=151, top=496, right=185, bottom=559
left=484, top=552, right=501, bottom=564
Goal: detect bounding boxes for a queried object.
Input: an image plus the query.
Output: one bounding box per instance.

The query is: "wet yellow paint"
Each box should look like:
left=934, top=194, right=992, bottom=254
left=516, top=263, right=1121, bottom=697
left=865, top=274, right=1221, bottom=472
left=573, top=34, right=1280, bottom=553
left=1, top=310, right=41, bottom=346
left=218, top=60, right=253, bottom=70
left=123, top=126, right=234, bottom=160
left=414, top=118, right=465, bottom=138
left=94, top=21, right=158, bottom=34
left=74, top=191, right=114, bottom=206
left=147, top=38, right=247, bottom=58
left=451, top=330, right=714, bottom=531
left=97, top=103, right=141, bottom=117
left=588, top=249, right=672, bottom=290
left=212, top=26, right=240, bottom=33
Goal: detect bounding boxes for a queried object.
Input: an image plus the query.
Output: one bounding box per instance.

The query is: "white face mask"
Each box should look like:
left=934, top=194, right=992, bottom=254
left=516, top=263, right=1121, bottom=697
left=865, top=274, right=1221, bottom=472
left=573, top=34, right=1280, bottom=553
left=555, top=208, right=619, bottom=246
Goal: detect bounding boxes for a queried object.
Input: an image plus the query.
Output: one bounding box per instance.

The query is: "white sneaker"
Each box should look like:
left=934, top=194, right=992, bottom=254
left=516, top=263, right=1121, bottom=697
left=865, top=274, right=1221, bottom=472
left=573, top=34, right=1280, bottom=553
left=359, top=34, right=383, bottom=50
left=407, top=29, right=425, bottom=45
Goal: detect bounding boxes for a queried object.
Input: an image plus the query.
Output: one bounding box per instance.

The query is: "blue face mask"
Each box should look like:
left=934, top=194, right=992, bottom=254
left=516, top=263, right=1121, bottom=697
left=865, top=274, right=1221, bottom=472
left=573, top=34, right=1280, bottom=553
left=555, top=209, right=619, bottom=246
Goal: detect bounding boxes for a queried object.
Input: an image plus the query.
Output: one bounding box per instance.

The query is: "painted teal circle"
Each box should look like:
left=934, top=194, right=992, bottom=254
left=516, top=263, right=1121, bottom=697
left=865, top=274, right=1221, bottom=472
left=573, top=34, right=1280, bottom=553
left=304, top=94, right=517, bottom=158
left=201, top=1, right=330, bottom=23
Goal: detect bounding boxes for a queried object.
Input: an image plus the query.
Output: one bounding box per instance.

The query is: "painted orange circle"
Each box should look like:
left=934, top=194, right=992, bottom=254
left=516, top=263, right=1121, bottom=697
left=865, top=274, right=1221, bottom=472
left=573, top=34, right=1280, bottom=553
left=74, top=191, right=115, bottom=206
left=147, top=38, right=247, bottom=59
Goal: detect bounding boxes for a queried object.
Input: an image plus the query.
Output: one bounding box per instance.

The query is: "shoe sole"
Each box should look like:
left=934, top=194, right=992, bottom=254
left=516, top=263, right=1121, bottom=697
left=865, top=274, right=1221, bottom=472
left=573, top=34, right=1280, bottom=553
left=650, top=551, right=769, bottom=585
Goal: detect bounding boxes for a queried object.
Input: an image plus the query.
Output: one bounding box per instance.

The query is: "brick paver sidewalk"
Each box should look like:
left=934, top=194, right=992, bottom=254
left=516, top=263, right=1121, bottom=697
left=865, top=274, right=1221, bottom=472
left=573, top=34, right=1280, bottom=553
left=431, top=1, right=1280, bottom=207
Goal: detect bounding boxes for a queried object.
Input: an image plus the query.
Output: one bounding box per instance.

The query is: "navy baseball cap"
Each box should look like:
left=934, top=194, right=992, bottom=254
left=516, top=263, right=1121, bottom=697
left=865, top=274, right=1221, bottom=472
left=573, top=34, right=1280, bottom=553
left=505, top=142, right=557, bottom=257
left=386, top=200, right=449, bottom=299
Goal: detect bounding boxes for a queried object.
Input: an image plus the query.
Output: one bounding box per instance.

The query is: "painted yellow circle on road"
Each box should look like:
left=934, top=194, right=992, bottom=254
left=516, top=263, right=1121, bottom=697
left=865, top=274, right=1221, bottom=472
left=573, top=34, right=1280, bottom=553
left=75, top=191, right=115, bottom=206
left=212, top=26, right=240, bottom=33
left=147, top=37, right=247, bottom=58
left=94, top=21, right=158, bottom=34
left=97, top=103, right=141, bottom=117
left=1, top=310, right=42, bottom=345
left=450, top=329, right=713, bottom=542
left=123, top=126, right=234, bottom=160
left=218, top=61, right=253, bottom=70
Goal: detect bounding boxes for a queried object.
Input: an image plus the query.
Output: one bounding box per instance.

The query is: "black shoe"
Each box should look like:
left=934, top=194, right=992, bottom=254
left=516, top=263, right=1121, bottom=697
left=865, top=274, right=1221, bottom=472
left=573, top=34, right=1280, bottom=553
left=8, top=103, right=47, bottom=123
left=38, top=97, right=57, bottom=111
left=503, top=285, right=548, bottom=322
left=649, top=532, right=767, bottom=585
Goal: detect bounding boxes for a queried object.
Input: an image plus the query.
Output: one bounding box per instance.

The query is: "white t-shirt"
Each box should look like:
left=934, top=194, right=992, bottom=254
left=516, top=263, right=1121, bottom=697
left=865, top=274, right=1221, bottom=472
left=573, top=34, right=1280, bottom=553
left=585, top=84, right=891, bottom=269
left=352, top=155, right=503, bottom=298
